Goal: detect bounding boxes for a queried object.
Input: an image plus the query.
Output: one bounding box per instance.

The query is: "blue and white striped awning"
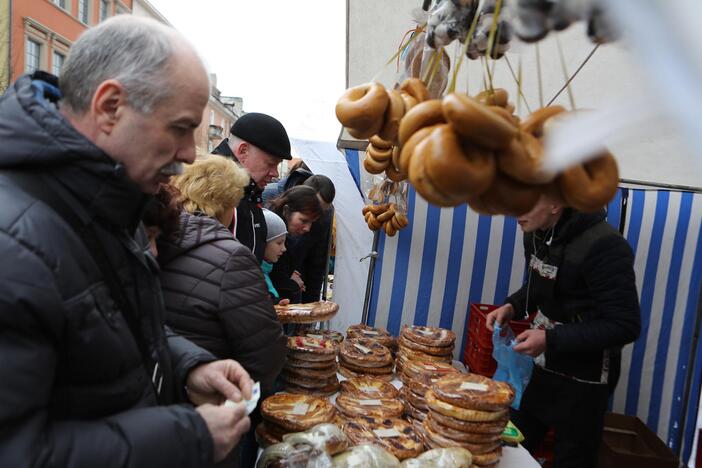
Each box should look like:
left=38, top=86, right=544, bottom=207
left=344, top=148, right=702, bottom=463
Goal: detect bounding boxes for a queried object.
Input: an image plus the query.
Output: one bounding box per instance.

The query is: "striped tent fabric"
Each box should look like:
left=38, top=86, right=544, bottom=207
left=342, top=148, right=702, bottom=462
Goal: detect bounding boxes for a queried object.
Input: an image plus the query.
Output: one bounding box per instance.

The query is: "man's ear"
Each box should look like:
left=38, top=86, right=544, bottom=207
left=91, top=79, right=126, bottom=134
left=233, top=141, right=249, bottom=162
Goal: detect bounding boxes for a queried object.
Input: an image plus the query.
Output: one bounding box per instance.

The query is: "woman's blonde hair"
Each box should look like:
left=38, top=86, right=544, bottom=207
left=172, top=153, right=250, bottom=223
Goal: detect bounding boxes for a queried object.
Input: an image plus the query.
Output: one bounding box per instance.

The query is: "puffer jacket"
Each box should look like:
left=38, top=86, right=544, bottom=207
left=0, top=73, right=216, bottom=467
left=506, top=209, right=641, bottom=388
left=157, top=211, right=287, bottom=396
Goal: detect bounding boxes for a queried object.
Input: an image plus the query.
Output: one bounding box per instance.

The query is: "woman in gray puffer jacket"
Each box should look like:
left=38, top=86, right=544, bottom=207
left=154, top=155, right=287, bottom=467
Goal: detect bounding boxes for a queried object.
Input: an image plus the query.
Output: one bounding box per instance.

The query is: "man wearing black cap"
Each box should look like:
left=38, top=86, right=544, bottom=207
left=212, top=112, right=292, bottom=262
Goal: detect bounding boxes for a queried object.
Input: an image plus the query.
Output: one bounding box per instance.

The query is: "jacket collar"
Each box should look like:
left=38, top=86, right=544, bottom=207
left=211, top=138, right=262, bottom=204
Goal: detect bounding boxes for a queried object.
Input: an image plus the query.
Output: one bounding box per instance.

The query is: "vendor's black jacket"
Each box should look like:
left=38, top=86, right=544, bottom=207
left=0, top=74, right=216, bottom=467
left=212, top=139, right=267, bottom=263
left=506, top=209, right=641, bottom=388
left=157, top=211, right=287, bottom=397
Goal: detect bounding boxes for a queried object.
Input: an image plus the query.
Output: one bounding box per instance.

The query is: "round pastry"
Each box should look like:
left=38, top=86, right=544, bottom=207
left=281, top=371, right=339, bottom=389
left=255, top=422, right=282, bottom=448
left=282, top=423, right=349, bottom=456
left=301, top=329, right=344, bottom=344
left=370, top=134, right=393, bottom=150
left=469, top=171, right=541, bottom=217
left=276, top=301, right=340, bottom=324
left=425, top=390, right=508, bottom=422
left=332, top=444, right=401, bottom=466
left=367, top=144, right=394, bottom=163
left=424, top=412, right=502, bottom=444
left=428, top=409, right=507, bottom=435
left=287, top=350, right=337, bottom=364
left=401, top=447, right=473, bottom=468
left=284, top=363, right=337, bottom=380
left=338, top=364, right=394, bottom=382
left=257, top=441, right=325, bottom=468
left=406, top=374, right=442, bottom=396
left=400, top=92, right=419, bottom=114
left=399, top=77, right=430, bottom=104
left=442, top=92, right=517, bottom=150
left=421, top=124, right=496, bottom=198
left=400, top=385, right=428, bottom=412
left=475, top=88, right=509, bottom=108
left=398, top=347, right=453, bottom=363
left=423, top=421, right=502, bottom=454
left=378, top=88, right=406, bottom=143
left=287, top=336, right=338, bottom=356
left=398, top=124, right=437, bottom=175
left=339, top=355, right=394, bottom=374
left=497, top=131, right=556, bottom=185
left=400, top=325, right=456, bottom=350
left=339, top=376, right=400, bottom=399
left=283, top=381, right=340, bottom=397
left=261, top=393, right=336, bottom=432
left=470, top=446, right=503, bottom=466
left=404, top=398, right=428, bottom=421
left=557, top=152, right=619, bottom=212
left=520, top=105, right=566, bottom=137
left=397, top=336, right=453, bottom=356
left=385, top=162, right=406, bottom=183
left=344, top=416, right=424, bottom=460
left=409, top=140, right=469, bottom=208
left=335, top=82, right=389, bottom=139
left=431, top=373, right=515, bottom=411
left=336, top=393, right=404, bottom=419
left=340, top=338, right=392, bottom=368
left=259, top=419, right=289, bottom=440
left=363, top=154, right=390, bottom=174
left=397, top=99, right=445, bottom=146
left=346, top=324, right=395, bottom=348
left=403, top=360, right=459, bottom=380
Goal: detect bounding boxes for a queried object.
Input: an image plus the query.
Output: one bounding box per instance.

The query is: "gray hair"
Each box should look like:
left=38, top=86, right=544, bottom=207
left=60, top=15, right=175, bottom=114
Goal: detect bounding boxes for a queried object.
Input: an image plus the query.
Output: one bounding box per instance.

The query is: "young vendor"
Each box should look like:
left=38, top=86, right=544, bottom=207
left=486, top=194, right=641, bottom=468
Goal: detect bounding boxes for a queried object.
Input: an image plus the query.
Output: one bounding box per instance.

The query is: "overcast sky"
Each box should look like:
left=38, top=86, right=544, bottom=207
left=149, top=0, right=346, bottom=143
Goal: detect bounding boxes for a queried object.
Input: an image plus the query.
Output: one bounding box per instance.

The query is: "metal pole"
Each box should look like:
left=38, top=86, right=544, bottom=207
left=360, top=230, right=380, bottom=325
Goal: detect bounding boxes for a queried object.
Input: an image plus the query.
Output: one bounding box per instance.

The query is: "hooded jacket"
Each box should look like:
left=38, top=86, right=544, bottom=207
left=506, top=209, right=641, bottom=388
left=157, top=211, right=287, bottom=397
left=211, top=139, right=268, bottom=263
left=0, top=73, right=216, bottom=467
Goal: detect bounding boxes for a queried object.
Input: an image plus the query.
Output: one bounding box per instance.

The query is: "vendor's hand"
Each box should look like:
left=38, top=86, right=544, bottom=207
left=186, top=360, right=253, bottom=406
left=513, top=329, right=547, bottom=357
left=278, top=298, right=290, bottom=306
left=486, top=304, right=515, bottom=332
left=291, top=271, right=306, bottom=291
left=196, top=403, right=250, bottom=463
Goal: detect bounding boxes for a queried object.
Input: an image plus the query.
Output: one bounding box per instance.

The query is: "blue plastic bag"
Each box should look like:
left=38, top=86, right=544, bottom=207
left=492, top=324, right=534, bottom=410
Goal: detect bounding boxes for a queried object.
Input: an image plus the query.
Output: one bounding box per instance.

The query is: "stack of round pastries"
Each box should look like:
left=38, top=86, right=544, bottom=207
left=396, top=325, right=456, bottom=374
left=398, top=360, right=460, bottom=425
left=346, top=323, right=397, bottom=355
left=282, top=336, right=340, bottom=396
left=338, top=337, right=394, bottom=381
left=423, top=373, right=514, bottom=467
left=336, top=376, right=403, bottom=421
left=301, top=328, right=345, bottom=344
left=257, top=393, right=337, bottom=447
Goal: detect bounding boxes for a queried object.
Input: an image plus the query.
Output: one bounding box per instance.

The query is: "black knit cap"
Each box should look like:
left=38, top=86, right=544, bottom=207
left=230, top=112, right=292, bottom=160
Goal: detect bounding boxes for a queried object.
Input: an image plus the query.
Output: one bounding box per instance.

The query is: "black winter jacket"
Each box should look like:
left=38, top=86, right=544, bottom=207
left=157, top=211, right=287, bottom=396
left=211, top=139, right=267, bottom=263
left=506, top=209, right=641, bottom=388
left=0, top=74, right=216, bottom=467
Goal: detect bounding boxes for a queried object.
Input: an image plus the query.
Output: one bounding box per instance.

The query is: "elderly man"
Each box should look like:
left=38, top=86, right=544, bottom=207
left=212, top=113, right=292, bottom=262
left=487, top=195, right=641, bottom=468
left=0, top=16, right=252, bottom=467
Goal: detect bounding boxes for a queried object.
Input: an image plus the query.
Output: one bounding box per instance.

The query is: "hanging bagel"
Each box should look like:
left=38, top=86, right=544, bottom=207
left=400, top=77, right=431, bottom=103
left=398, top=99, right=445, bottom=147
left=335, top=82, right=389, bottom=139
left=469, top=172, right=541, bottom=216
left=377, top=89, right=406, bottom=143
left=409, top=137, right=470, bottom=207
left=363, top=153, right=390, bottom=174
left=422, top=124, right=496, bottom=198
left=398, top=125, right=438, bottom=175
left=442, top=93, right=517, bottom=150
left=475, top=88, right=509, bottom=108
left=557, top=152, right=619, bottom=212
left=496, top=131, right=556, bottom=185
left=521, top=105, right=566, bottom=138
left=367, top=144, right=393, bottom=164
left=385, top=163, right=406, bottom=182
left=369, top=134, right=393, bottom=150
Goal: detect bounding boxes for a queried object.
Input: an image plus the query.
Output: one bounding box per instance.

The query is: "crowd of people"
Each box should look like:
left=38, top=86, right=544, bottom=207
left=0, top=13, right=642, bottom=468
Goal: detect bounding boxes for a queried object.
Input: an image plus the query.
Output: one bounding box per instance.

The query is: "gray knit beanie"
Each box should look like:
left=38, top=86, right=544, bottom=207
left=263, top=208, right=287, bottom=242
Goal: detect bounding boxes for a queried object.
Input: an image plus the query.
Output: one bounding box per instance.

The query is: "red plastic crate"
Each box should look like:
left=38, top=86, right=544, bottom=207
left=467, top=303, right=534, bottom=349
left=463, top=330, right=497, bottom=377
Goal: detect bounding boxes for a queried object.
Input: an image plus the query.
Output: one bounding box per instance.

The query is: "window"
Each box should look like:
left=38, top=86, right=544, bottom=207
left=52, top=0, right=67, bottom=9
left=52, top=51, right=65, bottom=76
left=25, top=39, right=41, bottom=74
left=78, top=0, right=90, bottom=24
left=99, top=0, right=109, bottom=21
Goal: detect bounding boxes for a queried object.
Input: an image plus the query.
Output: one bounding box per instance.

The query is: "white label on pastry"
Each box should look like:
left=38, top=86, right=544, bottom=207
left=354, top=343, right=372, bottom=354
left=307, top=334, right=324, bottom=340
left=360, top=386, right=378, bottom=394
left=374, top=428, right=401, bottom=438
left=460, top=382, right=489, bottom=392
left=415, top=328, right=433, bottom=335
left=303, top=339, right=322, bottom=348
left=291, top=403, right=310, bottom=415
left=359, top=399, right=382, bottom=406
left=362, top=330, right=379, bottom=336
left=424, top=365, right=437, bottom=371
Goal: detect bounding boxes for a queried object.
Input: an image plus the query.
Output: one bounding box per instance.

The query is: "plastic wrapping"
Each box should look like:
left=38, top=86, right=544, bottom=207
left=492, top=323, right=534, bottom=410
left=257, top=442, right=333, bottom=468
left=283, top=423, right=349, bottom=456
left=400, top=447, right=473, bottom=467
left=331, top=444, right=401, bottom=467
left=362, top=179, right=410, bottom=236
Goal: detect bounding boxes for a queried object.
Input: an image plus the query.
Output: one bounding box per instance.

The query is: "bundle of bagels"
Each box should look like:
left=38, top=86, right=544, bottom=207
left=362, top=202, right=409, bottom=236
left=336, top=79, right=619, bottom=215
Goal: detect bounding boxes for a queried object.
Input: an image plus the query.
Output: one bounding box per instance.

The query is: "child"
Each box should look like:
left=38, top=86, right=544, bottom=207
left=261, top=209, right=288, bottom=303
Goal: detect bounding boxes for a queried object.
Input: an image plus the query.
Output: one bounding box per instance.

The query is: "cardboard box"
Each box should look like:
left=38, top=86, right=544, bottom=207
left=598, top=413, right=678, bottom=468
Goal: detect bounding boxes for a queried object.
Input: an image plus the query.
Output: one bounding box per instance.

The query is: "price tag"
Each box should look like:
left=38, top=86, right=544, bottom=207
left=460, top=382, right=489, bottom=392
left=303, top=338, right=322, bottom=348
left=424, top=365, right=437, bottom=371
left=359, top=399, right=382, bottom=406
left=374, top=428, right=401, bottom=438
left=362, top=330, right=380, bottom=336
left=354, top=343, right=372, bottom=354
left=415, top=328, right=434, bottom=335
left=307, top=334, right=324, bottom=340
left=291, top=403, right=310, bottom=415
left=360, top=386, right=378, bottom=394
